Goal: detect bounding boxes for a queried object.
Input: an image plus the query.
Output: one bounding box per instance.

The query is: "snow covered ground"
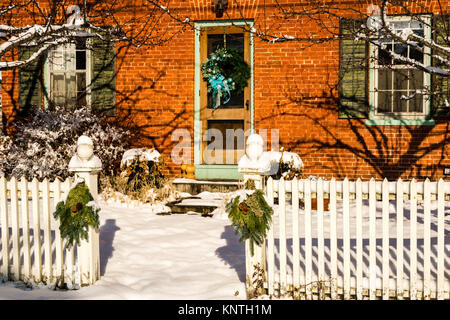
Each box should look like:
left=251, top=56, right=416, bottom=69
left=268, top=199, right=450, bottom=294
left=0, top=190, right=449, bottom=299
left=0, top=199, right=247, bottom=300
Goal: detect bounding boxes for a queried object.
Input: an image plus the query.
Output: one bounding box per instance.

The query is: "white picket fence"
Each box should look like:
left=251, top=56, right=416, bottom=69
left=0, top=175, right=100, bottom=287
left=255, top=177, right=450, bottom=300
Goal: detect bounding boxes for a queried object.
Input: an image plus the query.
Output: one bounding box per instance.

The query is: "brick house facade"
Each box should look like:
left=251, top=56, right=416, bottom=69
left=1, top=1, right=450, bottom=180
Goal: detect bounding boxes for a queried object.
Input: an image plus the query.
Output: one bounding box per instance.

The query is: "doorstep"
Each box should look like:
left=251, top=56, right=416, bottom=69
left=172, top=178, right=240, bottom=195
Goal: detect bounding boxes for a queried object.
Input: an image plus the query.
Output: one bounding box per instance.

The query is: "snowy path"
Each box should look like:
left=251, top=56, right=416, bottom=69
left=0, top=203, right=247, bottom=299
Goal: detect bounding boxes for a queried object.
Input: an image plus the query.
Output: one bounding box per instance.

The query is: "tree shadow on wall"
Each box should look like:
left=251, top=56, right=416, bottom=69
left=4, top=41, right=195, bottom=176
left=102, top=43, right=195, bottom=175
left=5, top=28, right=450, bottom=180
left=257, top=69, right=450, bottom=180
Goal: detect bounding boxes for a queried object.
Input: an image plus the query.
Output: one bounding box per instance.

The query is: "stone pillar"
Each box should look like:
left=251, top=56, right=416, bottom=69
left=238, top=133, right=270, bottom=299
left=68, top=135, right=102, bottom=285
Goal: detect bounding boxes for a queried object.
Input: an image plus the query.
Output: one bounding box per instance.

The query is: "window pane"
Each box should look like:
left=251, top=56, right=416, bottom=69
left=207, top=120, right=245, bottom=150
left=394, top=91, right=409, bottom=112
left=377, top=91, right=391, bottom=113
left=409, top=46, right=423, bottom=64
left=225, top=33, right=244, bottom=55
left=378, top=69, right=391, bottom=90
left=66, top=73, right=77, bottom=108
left=64, top=47, right=76, bottom=71
left=76, top=39, right=86, bottom=50
left=413, top=28, right=424, bottom=38
left=76, top=73, right=86, bottom=92
left=206, top=32, right=246, bottom=109
left=394, top=70, right=409, bottom=91
left=52, top=74, right=66, bottom=105
left=378, top=43, right=392, bottom=65
left=409, top=91, right=423, bottom=112
left=207, top=34, right=224, bottom=54
left=207, top=33, right=244, bottom=56
left=76, top=50, right=86, bottom=70
left=76, top=38, right=87, bottom=70
left=393, top=42, right=408, bottom=64
left=392, top=21, right=409, bottom=30
left=410, top=20, right=424, bottom=30
left=394, top=43, right=408, bottom=56
left=411, top=69, right=424, bottom=90
left=50, top=50, right=64, bottom=71
left=77, top=73, right=87, bottom=107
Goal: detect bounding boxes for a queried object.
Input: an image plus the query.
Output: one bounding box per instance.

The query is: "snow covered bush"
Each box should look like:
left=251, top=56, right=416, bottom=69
left=121, top=155, right=165, bottom=191
left=0, top=135, right=12, bottom=177
left=100, top=151, right=172, bottom=204
left=0, top=107, right=129, bottom=180
left=274, top=155, right=303, bottom=180
left=266, top=150, right=304, bottom=180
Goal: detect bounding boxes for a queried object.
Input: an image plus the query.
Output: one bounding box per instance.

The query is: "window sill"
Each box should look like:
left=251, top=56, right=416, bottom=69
left=365, top=119, right=435, bottom=126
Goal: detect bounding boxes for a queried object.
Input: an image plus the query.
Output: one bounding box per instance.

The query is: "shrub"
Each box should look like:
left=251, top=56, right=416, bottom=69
left=0, top=107, right=129, bottom=180
left=269, top=151, right=304, bottom=180
left=0, top=135, right=12, bottom=177
left=121, top=155, right=165, bottom=191
left=100, top=154, right=170, bottom=203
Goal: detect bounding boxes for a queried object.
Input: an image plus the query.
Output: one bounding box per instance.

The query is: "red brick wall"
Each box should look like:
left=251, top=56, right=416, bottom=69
left=2, top=0, right=450, bottom=180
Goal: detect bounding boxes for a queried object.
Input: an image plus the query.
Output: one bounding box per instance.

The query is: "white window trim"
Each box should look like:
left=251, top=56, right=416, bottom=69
left=369, top=15, right=432, bottom=122
left=44, top=37, right=92, bottom=110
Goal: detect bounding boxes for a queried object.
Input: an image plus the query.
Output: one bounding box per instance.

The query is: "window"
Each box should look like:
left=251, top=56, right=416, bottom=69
left=47, top=39, right=90, bottom=109
left=372, top=16, right=431, bottom=120
left=206, top=33, right=245, bottom=108
left=19, top=31, right=115, bottom=115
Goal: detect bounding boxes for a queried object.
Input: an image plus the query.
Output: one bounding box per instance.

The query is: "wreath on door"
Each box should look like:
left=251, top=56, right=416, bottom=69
left=201, top=47, right=251, bottom=108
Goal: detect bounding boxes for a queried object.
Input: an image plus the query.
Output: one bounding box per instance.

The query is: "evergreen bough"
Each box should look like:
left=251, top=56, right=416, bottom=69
left=226, top=189, right=273, bottom=256
left=53, top=182, right=100, bottom=249
left=201, top=47, right=251, bottom=96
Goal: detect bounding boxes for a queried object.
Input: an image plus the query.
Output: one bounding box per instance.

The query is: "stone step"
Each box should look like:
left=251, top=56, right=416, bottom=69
left=166, top=193, right=224, bottom=216
left=172, top=178, right=239, bottom=195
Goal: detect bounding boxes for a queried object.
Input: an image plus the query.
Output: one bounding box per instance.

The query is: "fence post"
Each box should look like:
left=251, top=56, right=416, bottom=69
left=68, top=135, right=102, bottom=285
left=238, top=133, right=269, bottom=299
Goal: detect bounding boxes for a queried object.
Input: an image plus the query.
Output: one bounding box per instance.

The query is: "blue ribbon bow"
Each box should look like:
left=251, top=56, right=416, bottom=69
left=208, top=74, right=231, bottom=109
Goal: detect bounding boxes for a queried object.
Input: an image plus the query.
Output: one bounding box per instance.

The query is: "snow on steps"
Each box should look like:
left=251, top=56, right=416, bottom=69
left=166, top=191, right=225, bottom=216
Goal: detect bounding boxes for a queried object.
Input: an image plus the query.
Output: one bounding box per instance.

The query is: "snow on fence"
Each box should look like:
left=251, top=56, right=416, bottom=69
left=249, top=177, right=450, bottom=300
left=0, top=175, right=100, bottom=287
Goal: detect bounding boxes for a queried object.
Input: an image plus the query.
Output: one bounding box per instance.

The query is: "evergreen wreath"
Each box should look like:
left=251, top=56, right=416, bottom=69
left=226, top=189, right=273, bottom=256
left=53, top=182, right=100, bottom=249
left=201, top=47, right=251, bottom=107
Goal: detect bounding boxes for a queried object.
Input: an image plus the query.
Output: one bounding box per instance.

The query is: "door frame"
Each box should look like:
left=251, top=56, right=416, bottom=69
left=194, top=20, right=255, bottom=180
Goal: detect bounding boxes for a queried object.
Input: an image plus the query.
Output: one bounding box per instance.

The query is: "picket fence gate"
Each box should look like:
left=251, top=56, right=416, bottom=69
left=0, top=175, right=100, bottom=287
left=247, top=176, right=450, bottom=300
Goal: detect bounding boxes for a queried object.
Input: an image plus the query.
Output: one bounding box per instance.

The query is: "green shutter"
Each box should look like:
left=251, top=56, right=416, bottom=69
left=18, top=46, right=43, bottom=113
left=91, top=32, right=116, bottom=116
left=338, top=18, right=369, bottom=118
left=431, top=15, right=450, bottom=118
